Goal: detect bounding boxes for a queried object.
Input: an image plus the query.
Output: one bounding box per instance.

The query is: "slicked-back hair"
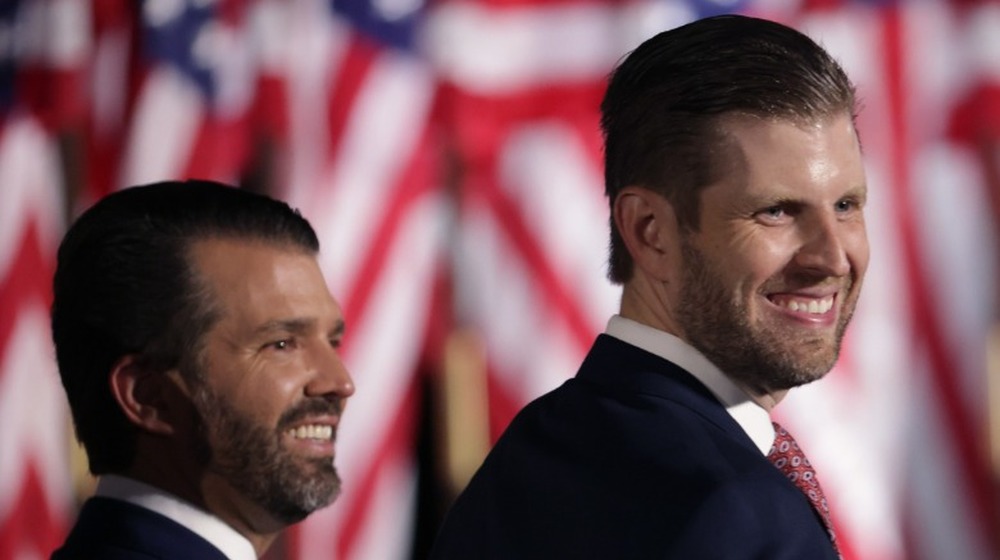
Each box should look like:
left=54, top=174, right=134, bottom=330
left=51, top=180, right=320, bottom=474
left=600, top=14, right=857, bottom=283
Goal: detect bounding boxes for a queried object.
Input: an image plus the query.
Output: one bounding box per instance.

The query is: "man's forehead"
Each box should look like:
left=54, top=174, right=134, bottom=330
left=187, top=237, right=333, bottom=311
left=700, top=112, right=865, bottom=197
left=713, top=112, right=859, bottom=159
left=188, top=235, right=316, bottom=259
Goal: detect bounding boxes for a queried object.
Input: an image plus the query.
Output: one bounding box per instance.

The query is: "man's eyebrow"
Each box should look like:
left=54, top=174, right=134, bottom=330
left=253, top=319, right=314, bottom=337
left=252, top=318, right=346, bottom=337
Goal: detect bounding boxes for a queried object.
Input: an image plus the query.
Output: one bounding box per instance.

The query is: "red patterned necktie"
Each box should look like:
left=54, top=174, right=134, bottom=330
left=767, top=421, right=840, bottom=554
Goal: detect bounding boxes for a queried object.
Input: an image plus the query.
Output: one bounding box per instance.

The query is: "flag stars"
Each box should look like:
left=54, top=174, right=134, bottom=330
left=141, top=0, right=252, bottom=114
left=143, top=0, right=188, bottom=28
left=191, top=21, right=254, bottom=116
left=373, top=0, right=424, bottom=23
left=145, top=0, right=220, bottom=28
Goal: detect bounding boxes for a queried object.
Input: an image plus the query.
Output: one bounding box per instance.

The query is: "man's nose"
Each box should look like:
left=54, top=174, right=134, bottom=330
left=306, top=343, right=356, bottom=400
left=793, top=213, right=851, bottom=278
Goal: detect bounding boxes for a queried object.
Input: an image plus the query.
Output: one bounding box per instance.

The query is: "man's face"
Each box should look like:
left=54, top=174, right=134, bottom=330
left=187, top=238, right=354, bottom=524
left=675, top=113, right=869, bottom=395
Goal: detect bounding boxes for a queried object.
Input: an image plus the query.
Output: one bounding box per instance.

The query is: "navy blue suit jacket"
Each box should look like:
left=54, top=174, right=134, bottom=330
left=51, top=497, right=229, bottom=560
left=430, top=335, right=838, bottom=559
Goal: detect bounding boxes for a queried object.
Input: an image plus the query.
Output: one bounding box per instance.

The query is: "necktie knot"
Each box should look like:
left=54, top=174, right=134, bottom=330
left=768, top=421, right=839, bottom=554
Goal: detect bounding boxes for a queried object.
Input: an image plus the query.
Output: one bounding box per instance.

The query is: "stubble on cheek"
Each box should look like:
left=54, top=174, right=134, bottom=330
left=675, top=241, right=850, bottom=394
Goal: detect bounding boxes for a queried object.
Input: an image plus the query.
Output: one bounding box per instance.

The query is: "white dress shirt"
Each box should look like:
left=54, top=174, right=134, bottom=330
left=95, top=475, right=257, bottom=560
left=605, top=315, right=775, bottom=455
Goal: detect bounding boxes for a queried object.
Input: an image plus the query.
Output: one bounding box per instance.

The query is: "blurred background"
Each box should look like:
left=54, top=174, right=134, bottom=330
left=1, top=0, right=999, bottom=559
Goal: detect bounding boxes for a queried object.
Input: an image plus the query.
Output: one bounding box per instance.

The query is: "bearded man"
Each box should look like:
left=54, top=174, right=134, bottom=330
left=51, top=181, right=355, bottom=559
left=431, top=14, right=866, bottom=559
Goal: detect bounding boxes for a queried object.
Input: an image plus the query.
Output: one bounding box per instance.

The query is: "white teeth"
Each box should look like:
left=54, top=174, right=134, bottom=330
left=287, top=425, right=333, bottom=441
left=779, top=297, right=833, bottom=314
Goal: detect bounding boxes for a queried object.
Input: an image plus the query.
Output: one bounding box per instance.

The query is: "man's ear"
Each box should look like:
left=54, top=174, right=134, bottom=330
left=613, top=186, right=681, bottom=281
left=108, top=356, right=185, bottom=436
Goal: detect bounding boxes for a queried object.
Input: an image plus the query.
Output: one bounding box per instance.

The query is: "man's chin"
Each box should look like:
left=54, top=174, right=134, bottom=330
left=266, top=480, right=340, bottom=524
left=293, top=463, right=341, bottom=508
left=768, top=355, right=838, bottom=391
left=726, top=344, right=838, bottom=393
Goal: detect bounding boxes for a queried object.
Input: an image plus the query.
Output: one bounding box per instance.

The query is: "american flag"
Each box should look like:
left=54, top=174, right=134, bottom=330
left=268, top=1, right=445, bottom=558
left=0, top=1, right=83, bottom=559
left=0, top=1, right=997, bottom=559
left=117, top=0, right=255, bottom=187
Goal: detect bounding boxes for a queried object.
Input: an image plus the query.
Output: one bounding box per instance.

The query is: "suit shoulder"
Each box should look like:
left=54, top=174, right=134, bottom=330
left=52, top=498, right=229, bottom=560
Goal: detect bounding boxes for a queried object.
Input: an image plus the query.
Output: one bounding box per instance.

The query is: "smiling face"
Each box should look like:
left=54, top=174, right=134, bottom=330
left=186, top=237, right=355, bottom=525
left=674, top=112, right=869, bottom=396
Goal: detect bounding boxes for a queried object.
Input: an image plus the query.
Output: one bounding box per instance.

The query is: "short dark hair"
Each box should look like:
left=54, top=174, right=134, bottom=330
left=51, top=180, right=320, bottom=474
left=601, top=14, right=857, bottom=283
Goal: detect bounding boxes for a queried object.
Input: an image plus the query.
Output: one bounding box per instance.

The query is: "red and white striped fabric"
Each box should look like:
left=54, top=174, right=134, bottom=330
left=0, top=114, right=69, bottom=560
left=0, top=113, right=72, bottom=560
left=426, top=0, right=625, bottom=433
left=255, top=2, right=446, bottom=558
left=0, top=1, right=86, bottom=559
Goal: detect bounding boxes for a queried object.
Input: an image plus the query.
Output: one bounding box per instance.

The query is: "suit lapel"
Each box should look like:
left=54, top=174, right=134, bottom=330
left=575, top=334, right=759, bottom=453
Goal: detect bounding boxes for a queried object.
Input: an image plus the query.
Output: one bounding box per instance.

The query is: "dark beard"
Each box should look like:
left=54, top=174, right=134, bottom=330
left=192, top=388, right=342, bottom=524
left=674, top=238, right=855, bottom=395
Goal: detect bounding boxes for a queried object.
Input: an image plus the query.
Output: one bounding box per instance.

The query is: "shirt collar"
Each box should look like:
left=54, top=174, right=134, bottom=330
left=96, top=475, right=258, bottom=560
left=605, top=315, right=775, bottom=455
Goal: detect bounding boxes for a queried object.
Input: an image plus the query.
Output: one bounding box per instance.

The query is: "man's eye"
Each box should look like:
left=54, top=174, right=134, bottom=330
left=835, top=199, right=858, bottom=212
left=267, top=339, right=293, bottom=351
left=755, top=206, right=787, bottom=221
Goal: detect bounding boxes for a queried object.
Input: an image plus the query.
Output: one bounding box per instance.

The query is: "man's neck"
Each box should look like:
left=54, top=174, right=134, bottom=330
left=619, top=285, right=682, bottom=337
left=123, top=461, right=282, bottom=558
left=618, top=283, right=789, bottom=413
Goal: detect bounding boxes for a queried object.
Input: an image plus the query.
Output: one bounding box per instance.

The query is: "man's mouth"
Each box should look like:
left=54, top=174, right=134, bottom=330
left=769, top=294, right=835, bottom=315
left=285, top=424, right=334, bottom=441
